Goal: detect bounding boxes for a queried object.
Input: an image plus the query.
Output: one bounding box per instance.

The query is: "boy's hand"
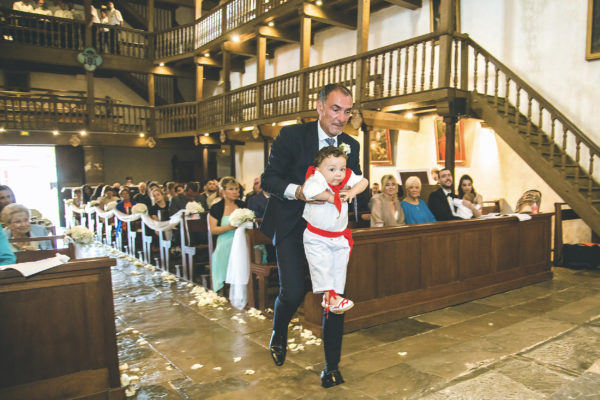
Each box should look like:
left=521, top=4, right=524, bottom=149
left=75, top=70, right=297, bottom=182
left=339, top=189, right=356, bottom=203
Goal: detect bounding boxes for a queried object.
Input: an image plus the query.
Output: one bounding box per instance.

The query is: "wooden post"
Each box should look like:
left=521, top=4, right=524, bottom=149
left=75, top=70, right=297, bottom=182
left=84, top=0, right=92, bottom=47
left=257, top=35, right=266, bottom=119
left=437, top=0, right=455, bottom=88
left=300, top=16, right=311, bottom=69
left=86, top=70, right=94, bottom=129
left=148, top=73, right=155, bottom=107
left=222, top=50, right=231, bottom=92
left=195, top=60, right=204, bottom=101
left=361, top=124, right=370, bottom=183
left=147, top=0, right=154, bottom=32
left=355, top=0, right=370, bottom=102
left=443, top=115, right=457, bottom=180
left=195, top=0, right=203, bottom=19
left=229, top=144, right=236, bottom=177
left=202, top=147, right=208, bottom=183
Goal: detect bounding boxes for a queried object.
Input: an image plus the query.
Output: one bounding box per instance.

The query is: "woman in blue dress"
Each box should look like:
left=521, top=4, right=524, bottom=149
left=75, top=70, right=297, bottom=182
left=208, top=176, right=245, bottom=293
left=400, top=176, right=437, bottom=224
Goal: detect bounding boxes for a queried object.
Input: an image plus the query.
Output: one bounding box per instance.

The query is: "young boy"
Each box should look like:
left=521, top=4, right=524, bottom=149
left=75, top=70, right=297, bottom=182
left=302, top=146, right=368, bottom=314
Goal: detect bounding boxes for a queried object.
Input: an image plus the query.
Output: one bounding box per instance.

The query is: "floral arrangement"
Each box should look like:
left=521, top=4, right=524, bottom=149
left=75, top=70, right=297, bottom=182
left=339, top=142, right=351, bottom=155
left=131, top=203, right=148, bottom=214
left=185, top=201, right=205, bottom=215
left=105, top=201, right=117, bottom=211
left=65, top=225, right=95, bottom=245
left=229, top=208, right=255, bottom=227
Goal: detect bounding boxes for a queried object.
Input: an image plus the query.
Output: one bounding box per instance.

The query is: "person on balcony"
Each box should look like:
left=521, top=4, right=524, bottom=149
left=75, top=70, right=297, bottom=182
left=13, top=1, right=34, bottom=13
left=261, top=83, right=362, bottom=388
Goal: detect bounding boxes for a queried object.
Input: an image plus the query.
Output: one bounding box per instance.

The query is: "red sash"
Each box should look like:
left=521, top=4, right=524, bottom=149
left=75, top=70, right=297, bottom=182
left=304, top=166, right=352, bottom=215
left=306, top=222, right=353, bottom=253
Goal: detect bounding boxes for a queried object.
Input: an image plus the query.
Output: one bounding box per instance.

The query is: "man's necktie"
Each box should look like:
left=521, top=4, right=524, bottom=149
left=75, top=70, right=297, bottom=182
left=325, top=138, right=336, bottom=147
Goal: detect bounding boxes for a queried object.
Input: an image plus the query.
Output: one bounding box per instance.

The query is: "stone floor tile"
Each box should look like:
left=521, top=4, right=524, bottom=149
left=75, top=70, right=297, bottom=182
left=546, top=372, right=600, bottom=400
left=523, top=325, right=600, bottom=374
left=419, top=371, right=546, bottom=400
left=492, top=356, right=576, bottom=395
left=411, top=302, right=499, bottom=327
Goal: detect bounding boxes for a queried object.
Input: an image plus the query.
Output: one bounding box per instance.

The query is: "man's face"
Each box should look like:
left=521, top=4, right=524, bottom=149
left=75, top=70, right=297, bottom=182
left=139, top=183, right=146, bottom=194
left=0, top=190, right=12, bottom=209
left=439, top=170, right=453, bottom=190
left=206, top=180, right=218, bottom=192
left=316, top=89, right=353, bottom=137
left=253, top=179, right=261, bottom=192
left=108, top=1, right=114, bottom=9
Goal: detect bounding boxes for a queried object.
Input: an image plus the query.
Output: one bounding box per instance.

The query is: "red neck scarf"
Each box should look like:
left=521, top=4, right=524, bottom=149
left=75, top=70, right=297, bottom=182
left=305, top=166, right=352, bottom=214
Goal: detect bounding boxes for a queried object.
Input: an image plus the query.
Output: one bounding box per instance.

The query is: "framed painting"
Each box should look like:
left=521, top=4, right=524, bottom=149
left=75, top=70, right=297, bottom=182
left=434, top=117, right=465, bottom=165
left=430, top=0, right=460, bottom=33
left=369, top=127, right=393, bottom=165
left=587, top=0, right=600, bottom=60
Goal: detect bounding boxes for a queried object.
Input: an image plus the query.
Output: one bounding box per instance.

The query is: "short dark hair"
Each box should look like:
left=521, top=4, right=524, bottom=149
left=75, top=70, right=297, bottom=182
left=184, top=182, right=200, bottom=193
left=317, top=84, right=352, bottom=103
left=439, top=167, right=452, bottom=175
left=313, top=145, right=347, bottom=167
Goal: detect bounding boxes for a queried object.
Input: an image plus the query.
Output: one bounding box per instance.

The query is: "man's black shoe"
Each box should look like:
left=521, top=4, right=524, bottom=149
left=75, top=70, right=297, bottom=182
left=320, top=369, right=345, bottom=388
left=269, top=331, right=286, bottom=366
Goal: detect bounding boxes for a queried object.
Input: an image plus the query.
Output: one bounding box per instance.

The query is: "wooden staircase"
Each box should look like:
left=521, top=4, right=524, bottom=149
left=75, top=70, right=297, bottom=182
left=470, top=92, right=600, bottom=235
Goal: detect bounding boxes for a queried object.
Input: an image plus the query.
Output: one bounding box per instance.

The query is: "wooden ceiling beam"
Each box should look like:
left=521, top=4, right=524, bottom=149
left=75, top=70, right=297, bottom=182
left=222, top=41, right=257, bottom=58
left=257, top=26, right=299, bottom=44
left=385, top=0, right=422, bottom=10
left=361, top=109, right=419, bottom=131
left=301, top=3, right=356, bottom=30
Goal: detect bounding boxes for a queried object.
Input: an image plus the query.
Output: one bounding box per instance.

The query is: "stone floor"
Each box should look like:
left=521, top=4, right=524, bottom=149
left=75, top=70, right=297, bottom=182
left=99, top=246, right=600, bottom=399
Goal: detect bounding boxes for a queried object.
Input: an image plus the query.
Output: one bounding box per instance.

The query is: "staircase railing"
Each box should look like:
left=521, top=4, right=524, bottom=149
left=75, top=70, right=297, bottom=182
left=456, top=34, right=600, bottom=199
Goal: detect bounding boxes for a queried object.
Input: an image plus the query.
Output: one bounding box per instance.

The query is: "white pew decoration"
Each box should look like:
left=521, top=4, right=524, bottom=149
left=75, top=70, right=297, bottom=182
left=131, top=203, right=148, bottom=214
left=65, top=225, right=95, bottom=258
left=185, top=201, right=205, bottom=217
left=225, top=208, right=256, bottom=310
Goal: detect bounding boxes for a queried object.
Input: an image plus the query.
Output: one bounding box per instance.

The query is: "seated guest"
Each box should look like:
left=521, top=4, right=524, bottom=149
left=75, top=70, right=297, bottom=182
left=245, top=177, right=261, bottom=201
left=72, top=188, right=83, bottom=208
left=149, top=187, right=170, bottom=221
left=247, top=178, right=269, bottom=218
left=0, top=228, right=16, bottom=265
left=370, top=174, right=406, bottom=227
left=90, top=183, right=105, bottom=201
left=53, top=1, right=73, bottom=18
left=116, top=187, right=136, bottom=214
left=457, top=174, right=483, bottom=218
left=81, top=184, right=93, bottom=204
left=371, top=183, right=381, bottom=196
left=199, top=179, right=219, bottom=210
left=209, top=177, right=245, bottom=293
left=133, top=182, right=152, bottom=208
left=2, top=204, right=51, bottom=251
left=97, top=186, right=117, bottom=210
left=174, top=183, right=185, bottom=196
left=401, top=176, right=437, bottom=224
left=431, top=167, right=440, bottom=183
left=428, top=168, right=478, bottom=221
left=0, top=185, right=16, bottom=214
left=169, top=182, right=202, bottom=215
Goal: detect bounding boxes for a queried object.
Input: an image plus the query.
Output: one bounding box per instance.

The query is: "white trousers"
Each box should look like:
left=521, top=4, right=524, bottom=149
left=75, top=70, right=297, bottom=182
left=303, top=229, right=350, bottom=294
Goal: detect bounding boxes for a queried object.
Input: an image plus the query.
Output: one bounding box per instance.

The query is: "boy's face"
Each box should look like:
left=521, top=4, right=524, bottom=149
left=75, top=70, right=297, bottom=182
left=317, top=155, right=346, bottom=186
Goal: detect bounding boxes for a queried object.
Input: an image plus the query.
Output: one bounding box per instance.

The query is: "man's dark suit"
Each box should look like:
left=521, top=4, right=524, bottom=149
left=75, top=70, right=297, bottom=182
left=261, top=120, right=361, bottom=371
left=428, top=187, right=462, bottom=221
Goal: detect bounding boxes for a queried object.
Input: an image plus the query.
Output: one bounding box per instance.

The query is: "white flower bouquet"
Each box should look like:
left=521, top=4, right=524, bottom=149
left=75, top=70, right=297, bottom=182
left=131, top=203, right=148, bottom=214
left=65, top=225, right=95, bottom=245
left=185, top=201, right=205, bottom=215
left=229, top=208, right=255, bottom=227
left=105, top=201, right=117, bottom=211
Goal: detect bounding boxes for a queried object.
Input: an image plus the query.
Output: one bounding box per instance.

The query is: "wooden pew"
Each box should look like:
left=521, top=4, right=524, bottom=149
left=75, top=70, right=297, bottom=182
left=301, top=214, right=553, bottom=335
left=245, top=225, right=278, bottom=310
left=180, top=212, right=211, bottom=285
left=9, top=235, right=75, bottom=262
left=0, top=257, right=124, bottom=399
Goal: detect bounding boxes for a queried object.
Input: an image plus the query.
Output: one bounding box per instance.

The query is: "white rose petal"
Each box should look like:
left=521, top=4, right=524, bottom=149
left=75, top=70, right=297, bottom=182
left=233, top=357, right=242, bottom=363
left=129, top=375, right=139, bottom=381
left=165, top=366, right=173, bottom=371
left=125, top=386, right=137, bottom=397
left=129, top=367, right=140, bottom=373
left=120, top=373, right=130, bottom=386
left=132, top=330, right=139, bottom=334
left=398, top=351, right=408, bottom=356
left=213, top=366, right=222, bottom=371
left=244, top=369, right=255, bottom=375
left=191, top=364, right=204, bottom=370
left=119, top=363, right=129, bottom=371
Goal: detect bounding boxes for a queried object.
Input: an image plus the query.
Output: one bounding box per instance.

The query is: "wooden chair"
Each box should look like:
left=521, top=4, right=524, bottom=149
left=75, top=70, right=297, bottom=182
left=126, top=220, right=141, bottom=257
left=180, top=212, right=211, bottom=285
left=140, top=218, right=154, bottom=264
left=245, top=222, right=278, bottom=310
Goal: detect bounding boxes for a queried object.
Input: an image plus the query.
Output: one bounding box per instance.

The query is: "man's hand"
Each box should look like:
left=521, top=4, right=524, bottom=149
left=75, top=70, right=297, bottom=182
left=295, top=185, right=324, bottom=204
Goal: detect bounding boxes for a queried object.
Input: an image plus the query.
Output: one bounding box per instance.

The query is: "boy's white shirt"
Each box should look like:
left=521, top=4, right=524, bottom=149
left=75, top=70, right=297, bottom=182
left=302, top=169, right=363, bottom=232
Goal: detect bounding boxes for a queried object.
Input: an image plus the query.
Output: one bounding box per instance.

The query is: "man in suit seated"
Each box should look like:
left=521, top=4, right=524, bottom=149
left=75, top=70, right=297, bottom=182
left=247, top=178, right=269, bottom=219
left=428, top=168, right=478, bottom=221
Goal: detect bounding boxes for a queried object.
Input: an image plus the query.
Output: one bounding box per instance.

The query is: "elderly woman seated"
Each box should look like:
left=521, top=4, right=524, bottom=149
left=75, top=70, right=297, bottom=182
left=400, top=176, right=437, bottom=224
left=2, top=203, right=52, bottom=251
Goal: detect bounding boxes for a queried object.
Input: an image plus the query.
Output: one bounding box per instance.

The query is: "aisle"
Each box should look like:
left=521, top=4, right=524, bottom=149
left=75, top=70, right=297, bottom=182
left=103, top=245, right=600, bottom=399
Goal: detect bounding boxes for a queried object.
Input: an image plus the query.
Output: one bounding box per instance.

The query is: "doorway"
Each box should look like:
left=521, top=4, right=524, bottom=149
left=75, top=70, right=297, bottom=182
left=0, top=146, right=59, bottom=227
